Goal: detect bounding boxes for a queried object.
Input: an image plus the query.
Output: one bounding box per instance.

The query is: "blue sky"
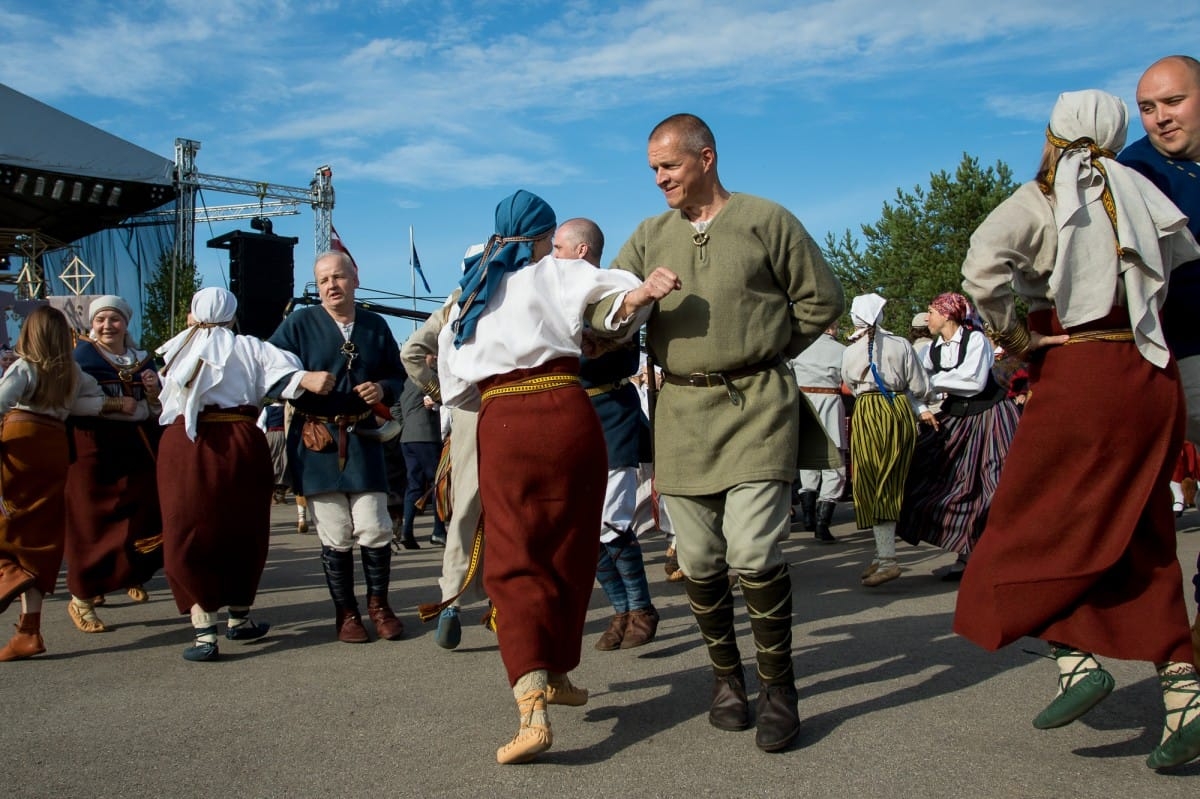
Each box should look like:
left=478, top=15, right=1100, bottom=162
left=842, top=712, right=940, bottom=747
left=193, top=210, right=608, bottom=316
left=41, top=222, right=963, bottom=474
left=3, top=0, right=1198, bottom=334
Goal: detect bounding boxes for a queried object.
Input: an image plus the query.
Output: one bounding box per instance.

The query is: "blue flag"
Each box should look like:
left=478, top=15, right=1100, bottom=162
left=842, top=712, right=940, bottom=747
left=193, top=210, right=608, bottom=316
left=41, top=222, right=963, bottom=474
left=411, top=238, right=431, bottom=294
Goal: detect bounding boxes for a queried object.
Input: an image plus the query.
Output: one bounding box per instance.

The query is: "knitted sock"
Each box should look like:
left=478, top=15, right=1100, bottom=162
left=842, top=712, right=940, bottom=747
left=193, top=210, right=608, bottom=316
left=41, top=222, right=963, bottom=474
left=513, top=669, right=549, bottom=727
left=1049, top=644, right=1102, bottom=694
left=873, top=520, right=897, bottom=565
left=228, top=606, right=250, bottom=630
left=190, top=605, right=219, bottom=643
left=1156, top=662, right=1200, bottom=743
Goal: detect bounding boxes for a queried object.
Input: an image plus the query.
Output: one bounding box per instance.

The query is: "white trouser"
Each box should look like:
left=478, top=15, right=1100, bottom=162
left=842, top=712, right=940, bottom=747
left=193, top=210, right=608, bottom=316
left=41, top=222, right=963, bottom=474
left=799, top=466, right=846, bottom=503
left=308, top=491, right=391, bottom=550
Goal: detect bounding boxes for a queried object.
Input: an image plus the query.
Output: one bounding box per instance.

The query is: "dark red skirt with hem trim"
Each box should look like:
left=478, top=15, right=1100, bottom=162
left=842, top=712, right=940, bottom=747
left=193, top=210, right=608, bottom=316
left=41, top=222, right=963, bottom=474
left=954, top=309, right=1193, bottom=663
left=477, top=357, right=606, bottom=685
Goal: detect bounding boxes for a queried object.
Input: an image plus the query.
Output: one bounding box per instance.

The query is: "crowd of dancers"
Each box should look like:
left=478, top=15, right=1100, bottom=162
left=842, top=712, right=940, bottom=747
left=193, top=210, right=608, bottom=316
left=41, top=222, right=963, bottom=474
left=2, top=56, right=1200, bottom=772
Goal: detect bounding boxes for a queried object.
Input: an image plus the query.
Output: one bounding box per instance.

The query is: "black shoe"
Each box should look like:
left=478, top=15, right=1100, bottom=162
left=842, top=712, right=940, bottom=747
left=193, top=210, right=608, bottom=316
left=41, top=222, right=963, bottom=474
left=429, top=534, right=446, bottom=547
left=226, top=618, right=271, bottom=641
left=709, top=667, right=751, bottom=731
left=397, top=536, right=419, bottom=550
left=755, top=682, right=800, bottom=752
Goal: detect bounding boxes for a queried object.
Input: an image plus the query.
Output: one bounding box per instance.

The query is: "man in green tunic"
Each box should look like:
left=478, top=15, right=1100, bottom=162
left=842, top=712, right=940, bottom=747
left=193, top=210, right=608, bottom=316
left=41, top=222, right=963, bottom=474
left=610, top=113, right=843, bottom=752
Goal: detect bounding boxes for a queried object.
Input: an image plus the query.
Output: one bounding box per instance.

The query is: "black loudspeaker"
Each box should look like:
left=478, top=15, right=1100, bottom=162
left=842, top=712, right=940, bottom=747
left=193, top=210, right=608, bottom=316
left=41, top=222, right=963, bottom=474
left=208, top=229, right=299, bottom=339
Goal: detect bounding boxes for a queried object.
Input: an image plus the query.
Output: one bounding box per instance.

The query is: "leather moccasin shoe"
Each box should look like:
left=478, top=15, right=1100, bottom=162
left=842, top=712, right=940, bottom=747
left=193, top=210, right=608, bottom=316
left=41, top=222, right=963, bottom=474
left=755, top=682, right=801, bottom=752
left=1033, top=668, right=1115, bottom=729
left=435, top=607, right=462, bottom=650
left=709, top=667, right=751, bottom=731
left=336, top=608, right=370, bottom=643
left=226, top=618, right=270, bottom=641
left=620, top=606, right=660, bottom=650
left=367, top=597, right=405, bottom=641
left=595, top=612, right=628, bottom=651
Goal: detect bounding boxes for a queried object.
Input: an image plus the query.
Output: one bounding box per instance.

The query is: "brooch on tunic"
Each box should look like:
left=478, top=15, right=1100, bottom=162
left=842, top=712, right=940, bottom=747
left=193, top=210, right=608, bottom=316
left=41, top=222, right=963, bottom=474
left=340, top=340, right=358, bottom=370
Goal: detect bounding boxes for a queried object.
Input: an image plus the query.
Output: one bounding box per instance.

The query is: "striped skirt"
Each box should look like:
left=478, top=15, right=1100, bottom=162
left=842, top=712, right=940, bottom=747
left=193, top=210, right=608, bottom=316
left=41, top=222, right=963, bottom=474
left=897, top=400, right=1020, bottom=554
left=850, top=392, right=916, bottom=529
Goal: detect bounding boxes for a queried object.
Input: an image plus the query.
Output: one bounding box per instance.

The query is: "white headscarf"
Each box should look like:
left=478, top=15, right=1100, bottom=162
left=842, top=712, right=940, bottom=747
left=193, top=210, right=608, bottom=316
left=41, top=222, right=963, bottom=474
left=155, top=287, right=239, bottom=440
left=1046, top=89, right=1200, bottom=367
left=848, top=293, right=887, bottom=341
left=88, top=294, right=142, bottom=354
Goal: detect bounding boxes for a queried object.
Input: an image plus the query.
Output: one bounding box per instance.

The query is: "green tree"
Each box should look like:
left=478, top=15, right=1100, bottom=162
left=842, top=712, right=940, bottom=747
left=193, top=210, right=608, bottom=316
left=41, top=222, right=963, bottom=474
left=141, top=251, right=201, bottom=352
left=823, top=153, right=1019, bottom=334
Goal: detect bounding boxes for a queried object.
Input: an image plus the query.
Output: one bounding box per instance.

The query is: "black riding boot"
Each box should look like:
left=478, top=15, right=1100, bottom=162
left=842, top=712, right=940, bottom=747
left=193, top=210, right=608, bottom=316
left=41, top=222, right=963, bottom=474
left=361, top=545, right=404, bottom=640
left=322, top=546, right=368, bottom=643
left=814, top=500, right=837, bottom=543
left=797, top=491, right=817, bottom=532
left=321, top=546, right=358, bottom=611
left=740, top=563, right=800, bottom=752
left=685, top=571, right=747, bottom=730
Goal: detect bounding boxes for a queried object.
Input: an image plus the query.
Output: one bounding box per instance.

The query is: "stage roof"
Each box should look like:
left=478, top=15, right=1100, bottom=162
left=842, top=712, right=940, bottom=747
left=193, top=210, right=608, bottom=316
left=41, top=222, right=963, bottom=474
left=0, top=82, right=176, bottom=250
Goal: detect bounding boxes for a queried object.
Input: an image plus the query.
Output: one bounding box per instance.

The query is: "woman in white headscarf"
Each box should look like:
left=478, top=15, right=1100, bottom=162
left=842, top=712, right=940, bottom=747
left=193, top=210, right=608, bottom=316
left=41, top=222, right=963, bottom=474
left=63, top=294, right=164, bottom=634
left=840, top=293, right=932, bottom=587
left=953, top=90, right=1200, bottom=770
left=155, top=287, right=333, bottom=662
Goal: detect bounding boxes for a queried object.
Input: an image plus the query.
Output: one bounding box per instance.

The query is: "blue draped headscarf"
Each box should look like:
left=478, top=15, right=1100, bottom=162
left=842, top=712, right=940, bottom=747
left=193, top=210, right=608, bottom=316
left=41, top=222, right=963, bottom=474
left=452, top=189, right=557, bottom=348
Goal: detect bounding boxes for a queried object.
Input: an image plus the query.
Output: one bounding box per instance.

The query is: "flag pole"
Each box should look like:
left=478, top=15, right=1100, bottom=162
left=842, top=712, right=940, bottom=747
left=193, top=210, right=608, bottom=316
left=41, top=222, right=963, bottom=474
left=409, top=225, right=417, bottom=331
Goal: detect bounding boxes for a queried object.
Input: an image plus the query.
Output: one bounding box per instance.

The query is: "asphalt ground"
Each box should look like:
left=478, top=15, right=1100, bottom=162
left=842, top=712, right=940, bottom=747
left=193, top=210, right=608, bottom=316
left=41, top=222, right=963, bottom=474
left=2, top=500, right=1198, bottom=798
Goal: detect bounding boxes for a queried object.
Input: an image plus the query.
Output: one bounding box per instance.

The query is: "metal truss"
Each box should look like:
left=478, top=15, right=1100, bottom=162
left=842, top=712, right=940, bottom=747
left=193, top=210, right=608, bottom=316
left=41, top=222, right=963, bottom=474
left=173, top=138, right=334, bottom=269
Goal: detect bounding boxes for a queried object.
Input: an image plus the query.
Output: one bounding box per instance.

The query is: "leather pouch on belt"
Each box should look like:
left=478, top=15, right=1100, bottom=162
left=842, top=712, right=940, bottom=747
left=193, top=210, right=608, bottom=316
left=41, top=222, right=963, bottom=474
left=301, top=418, right=335, bottom=452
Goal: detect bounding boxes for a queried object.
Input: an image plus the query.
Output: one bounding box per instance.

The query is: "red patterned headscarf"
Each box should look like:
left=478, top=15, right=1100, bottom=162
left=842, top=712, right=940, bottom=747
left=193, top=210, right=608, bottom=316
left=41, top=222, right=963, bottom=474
left=929, top=292, right=970, bottom=324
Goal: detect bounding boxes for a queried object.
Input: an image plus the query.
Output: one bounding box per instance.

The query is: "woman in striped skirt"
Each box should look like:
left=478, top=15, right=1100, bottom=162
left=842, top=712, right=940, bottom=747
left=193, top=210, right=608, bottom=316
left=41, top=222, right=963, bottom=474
left=841, top=293, right=932, bottom=587
left=897, top=292, right=1020, bottom=580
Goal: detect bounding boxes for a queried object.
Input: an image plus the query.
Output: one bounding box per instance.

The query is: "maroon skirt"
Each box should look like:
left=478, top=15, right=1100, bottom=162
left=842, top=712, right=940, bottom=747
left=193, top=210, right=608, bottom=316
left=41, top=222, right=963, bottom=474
left=158, top=413, right=273, bottom=614
left=477, top=357, right=606, bottom=685
left=64, top=419, right=163, bottom=597
left=954, top=310, right=1193, bottom=663
left=0, top=411, right=70, bottom=594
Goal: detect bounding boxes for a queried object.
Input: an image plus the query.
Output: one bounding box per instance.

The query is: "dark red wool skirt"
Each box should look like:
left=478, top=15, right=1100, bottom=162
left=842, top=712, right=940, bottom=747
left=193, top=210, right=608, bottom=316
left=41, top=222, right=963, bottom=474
left=477, top=357, right=606, bottom=686
left=954, top=310, right=1193, bottom=663
left=0, top=411, right=69, bottom=594
left=158, top=416, right=273, bottom=614
left=65, top=419, right=163, bottom=597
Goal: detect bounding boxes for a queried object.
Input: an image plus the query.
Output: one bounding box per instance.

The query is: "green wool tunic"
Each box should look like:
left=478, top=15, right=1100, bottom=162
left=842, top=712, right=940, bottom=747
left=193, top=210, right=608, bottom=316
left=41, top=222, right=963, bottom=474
left=611, top=193, right=844, bottom=495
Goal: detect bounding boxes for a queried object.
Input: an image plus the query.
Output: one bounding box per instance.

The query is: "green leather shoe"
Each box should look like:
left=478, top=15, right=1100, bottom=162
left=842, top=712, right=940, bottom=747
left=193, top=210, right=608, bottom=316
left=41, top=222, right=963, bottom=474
left=1033, top=649, right=1115, bottom=730
left=1146, top=674, right=1200, bottom=770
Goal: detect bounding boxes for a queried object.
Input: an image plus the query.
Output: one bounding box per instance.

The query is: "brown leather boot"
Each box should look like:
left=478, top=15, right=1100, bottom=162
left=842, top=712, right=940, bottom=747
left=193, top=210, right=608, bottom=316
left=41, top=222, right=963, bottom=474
left=0, top=612, right=45, bottom=662
left=620, top=606, right=660, bottom=649
left=367, top=595, right=405, bottom=641
left=335, top=607, right=370, bottom=643
left=0, top=560, right=35, bottom=615
left=594, top=612, right=628, bottom=651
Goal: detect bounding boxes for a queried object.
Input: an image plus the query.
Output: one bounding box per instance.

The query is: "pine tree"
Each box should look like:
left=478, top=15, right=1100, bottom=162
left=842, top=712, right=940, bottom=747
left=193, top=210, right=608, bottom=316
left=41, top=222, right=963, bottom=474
left=141, top=251, right=201, bottom=352
left=823, top=153, right=1019, bottom=333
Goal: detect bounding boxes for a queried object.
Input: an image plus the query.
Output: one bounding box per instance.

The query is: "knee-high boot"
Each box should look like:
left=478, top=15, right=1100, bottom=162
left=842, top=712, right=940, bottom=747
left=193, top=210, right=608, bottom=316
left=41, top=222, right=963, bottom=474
left=361, top=545, right=404, bottom=640
left=685, top=571, right=748, bottom=731
left=740, top=563, right=800, bottom=752
left=322, top=546, right=368, bottom=643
